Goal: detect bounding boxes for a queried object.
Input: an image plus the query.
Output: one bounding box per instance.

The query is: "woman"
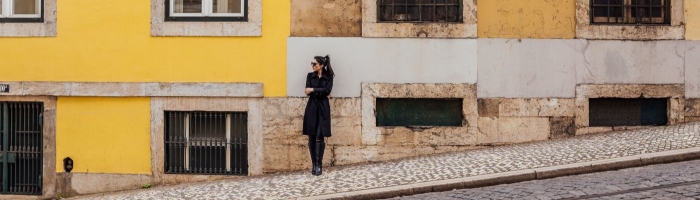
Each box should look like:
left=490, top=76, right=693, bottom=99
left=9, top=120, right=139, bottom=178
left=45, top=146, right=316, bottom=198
left=303, top=55, right=334, bottom=176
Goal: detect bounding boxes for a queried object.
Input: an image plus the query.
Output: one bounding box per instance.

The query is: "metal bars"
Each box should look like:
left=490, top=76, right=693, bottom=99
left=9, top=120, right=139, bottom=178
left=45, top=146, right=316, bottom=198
left=164, top=111, right=247, bottom=175
left=590, top=0, right=670, bottom=25
left=378, top=0, right=462, bottom=23
left=0, top=102, right=43, bottom=195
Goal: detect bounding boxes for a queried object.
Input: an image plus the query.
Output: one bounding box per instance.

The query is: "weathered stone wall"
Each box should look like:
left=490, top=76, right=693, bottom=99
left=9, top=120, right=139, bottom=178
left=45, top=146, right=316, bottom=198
left=686, top=99, right=700, bottom=122
left=266, top=83, right=485, bottom=172
left=686, top=42, right=700, bottom=98
left=477, top=39, right=583, bottom=98
left=290, top=0, right=362, bottom=37
left=478, top=98, right=576, bottom=140
left=578, top=41, right=686, bottom=84
left=263, top=97, right=361, bottom=172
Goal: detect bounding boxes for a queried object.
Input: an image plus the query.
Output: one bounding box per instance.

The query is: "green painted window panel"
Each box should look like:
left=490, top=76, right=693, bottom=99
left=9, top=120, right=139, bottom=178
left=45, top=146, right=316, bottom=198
left=376, top=98, right=463, bottom=127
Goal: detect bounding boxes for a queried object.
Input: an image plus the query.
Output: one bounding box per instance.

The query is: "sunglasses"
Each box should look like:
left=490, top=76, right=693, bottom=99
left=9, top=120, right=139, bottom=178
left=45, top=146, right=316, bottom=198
left=311, top=62, right=319, bottom=66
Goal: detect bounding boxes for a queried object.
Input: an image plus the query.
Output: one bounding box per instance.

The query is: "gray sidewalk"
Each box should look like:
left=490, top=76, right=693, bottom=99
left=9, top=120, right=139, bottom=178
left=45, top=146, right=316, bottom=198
left=74, top=122, right=700, bottom=200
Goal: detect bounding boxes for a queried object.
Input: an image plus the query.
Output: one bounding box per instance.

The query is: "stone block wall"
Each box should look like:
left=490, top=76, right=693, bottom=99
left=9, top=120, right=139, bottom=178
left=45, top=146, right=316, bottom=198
left=687, top=99, right=700, bottom=122
left=263, top=97, right=362, bottom=172
left=478, top=98, right=576, bottom=141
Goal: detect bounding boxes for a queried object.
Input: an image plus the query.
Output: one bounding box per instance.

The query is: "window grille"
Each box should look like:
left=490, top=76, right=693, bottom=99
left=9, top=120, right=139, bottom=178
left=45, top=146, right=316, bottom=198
left=164, top=111, right=247, bottom=175
left=378, top=0, right=462, bottom=23
left=590, top=0, right=670, bottom=25
left=1, top=102, right=44, bottom=195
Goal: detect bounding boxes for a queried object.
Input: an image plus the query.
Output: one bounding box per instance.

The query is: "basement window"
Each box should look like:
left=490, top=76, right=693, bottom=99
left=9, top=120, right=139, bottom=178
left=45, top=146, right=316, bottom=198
left=164, top=111, right=248, bottom=175
left=589, top=98, right=668, bottom=127
left=0, top=0, right=43, bottom=23
left=376, top=98, right=463, bottom=127
left=378, top=0, right=463, bottom=23
left=590, top=0, right=670, bottom=25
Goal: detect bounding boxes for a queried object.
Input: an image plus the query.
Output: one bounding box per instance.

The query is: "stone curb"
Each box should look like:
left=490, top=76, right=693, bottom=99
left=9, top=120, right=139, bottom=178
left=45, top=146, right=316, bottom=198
left=296, top=147, right=700, bottom=200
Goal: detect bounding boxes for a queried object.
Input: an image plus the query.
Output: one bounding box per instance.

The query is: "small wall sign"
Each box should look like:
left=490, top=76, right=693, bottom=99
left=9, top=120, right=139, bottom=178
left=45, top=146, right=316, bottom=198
left=0, top=84, right=8, bottom=93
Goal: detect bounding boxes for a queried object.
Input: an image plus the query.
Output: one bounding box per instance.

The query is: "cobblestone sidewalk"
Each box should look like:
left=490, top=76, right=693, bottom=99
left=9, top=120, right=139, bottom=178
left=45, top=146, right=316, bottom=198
left=75, top=122, right=700, bottom=200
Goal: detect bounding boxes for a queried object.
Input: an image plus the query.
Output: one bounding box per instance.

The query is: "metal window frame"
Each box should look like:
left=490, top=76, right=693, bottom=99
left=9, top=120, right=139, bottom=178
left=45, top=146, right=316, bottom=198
left=376, top=0, right=463, bottom=23
left=164, top=111, right=247, bottom=175
left=165, top=0, right=248, bottom=22
left=0, top=0, right=43, bottom=23
left=0, top=102, right=44, bottom=195
left=589, top=0, right=671, bottom=25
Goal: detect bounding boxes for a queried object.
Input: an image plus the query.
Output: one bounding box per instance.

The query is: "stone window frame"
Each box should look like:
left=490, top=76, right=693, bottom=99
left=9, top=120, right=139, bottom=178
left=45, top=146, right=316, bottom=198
left=151, top=0, right=262, bottom=37
left=575, top=0, right=684, bottom=40
left=0, top=0, right=56, bottom=37
left=0, top=96, right=56, bottom=200
left=361, top=0, right=477, bottom=38
left=574, top=84, right=685, bottom=135
left=151, top=97, right=263, bottom=184
left=361, top=83, right=478, bottom=146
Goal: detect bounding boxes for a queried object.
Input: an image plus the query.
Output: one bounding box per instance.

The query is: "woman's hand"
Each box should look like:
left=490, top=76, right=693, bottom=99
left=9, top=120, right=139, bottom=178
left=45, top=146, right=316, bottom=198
left=305, top=88, right=314, bottom=95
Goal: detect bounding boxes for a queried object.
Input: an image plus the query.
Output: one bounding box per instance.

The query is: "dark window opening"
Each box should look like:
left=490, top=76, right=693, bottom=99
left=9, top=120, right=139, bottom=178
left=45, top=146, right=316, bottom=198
left=590, top=0, right=670, bottom=25
left=0, top=102, right=44, bottom=195
left=378, top=0, right=462, bottom=23
left=589, top=98, right=668, bottom=127
left=376, top=98, right=463, bottom=127
left=164, top=111, right=248, bottom=175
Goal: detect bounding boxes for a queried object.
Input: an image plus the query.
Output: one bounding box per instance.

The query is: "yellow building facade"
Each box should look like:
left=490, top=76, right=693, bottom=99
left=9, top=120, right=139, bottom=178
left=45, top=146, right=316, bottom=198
left=1, top=0, right=288, bottom=198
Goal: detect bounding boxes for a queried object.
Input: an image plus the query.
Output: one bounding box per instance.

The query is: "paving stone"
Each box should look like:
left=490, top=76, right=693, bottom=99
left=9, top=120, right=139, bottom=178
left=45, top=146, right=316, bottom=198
left=75, top=122, right=700, bottom=200
left=396, top=159, right=700, bottom=199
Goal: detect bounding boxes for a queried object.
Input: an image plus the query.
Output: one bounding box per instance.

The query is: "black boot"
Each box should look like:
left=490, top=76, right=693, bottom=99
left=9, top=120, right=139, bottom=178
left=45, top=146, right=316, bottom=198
left=308, top=142, right=318, bottom=175
left=314, top=141, right=326, bottom=176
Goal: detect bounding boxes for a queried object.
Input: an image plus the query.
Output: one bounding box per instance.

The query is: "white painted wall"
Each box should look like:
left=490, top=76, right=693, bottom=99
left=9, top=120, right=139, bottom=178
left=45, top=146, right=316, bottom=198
left=686, top=42, right=700, bottom=98
left=578, top=40, right=686, bottom=85
left=287, top=37, right=478, bottom=97
left=477, top=39, right=584, bottom=98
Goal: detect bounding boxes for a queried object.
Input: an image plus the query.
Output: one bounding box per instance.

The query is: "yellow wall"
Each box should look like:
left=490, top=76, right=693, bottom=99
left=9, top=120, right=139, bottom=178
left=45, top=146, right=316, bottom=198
left=687, top=0, right=700, bottom=40
left=56, top=97, right=151, bottom=174
left=477, top=0, right=576, bottom=39
left=0, top=0, right=290, bottom=97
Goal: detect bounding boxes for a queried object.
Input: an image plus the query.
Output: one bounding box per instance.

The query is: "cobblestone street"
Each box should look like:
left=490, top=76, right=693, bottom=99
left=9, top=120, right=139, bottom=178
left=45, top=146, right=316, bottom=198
left=73, top=122, right=700, bottom=200
left=393, top=159, right=700, bottom=200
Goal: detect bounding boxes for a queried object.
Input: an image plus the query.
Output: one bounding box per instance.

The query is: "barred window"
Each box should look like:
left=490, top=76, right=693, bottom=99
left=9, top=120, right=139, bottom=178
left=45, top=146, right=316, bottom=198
left=591, top=0, right=670, bottom=25
left=164, top=111, right=248, bottom=175
left=378, top=0, right=462, bottom=23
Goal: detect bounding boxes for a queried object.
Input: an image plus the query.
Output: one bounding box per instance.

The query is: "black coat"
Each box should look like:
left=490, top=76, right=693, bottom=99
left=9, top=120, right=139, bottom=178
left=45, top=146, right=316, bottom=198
left=303, top=72, right=333, bottom=137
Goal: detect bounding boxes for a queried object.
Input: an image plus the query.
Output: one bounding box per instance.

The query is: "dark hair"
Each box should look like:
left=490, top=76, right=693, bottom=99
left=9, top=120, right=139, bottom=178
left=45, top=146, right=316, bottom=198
left=314, top=55, right=335, bottom=77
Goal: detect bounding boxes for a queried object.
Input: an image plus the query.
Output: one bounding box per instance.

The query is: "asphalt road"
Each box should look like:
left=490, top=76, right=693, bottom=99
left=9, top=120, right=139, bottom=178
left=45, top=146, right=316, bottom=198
left=391, top=159, right=700, bottom=200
